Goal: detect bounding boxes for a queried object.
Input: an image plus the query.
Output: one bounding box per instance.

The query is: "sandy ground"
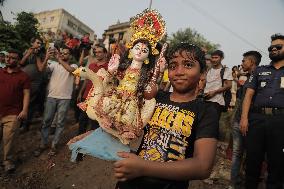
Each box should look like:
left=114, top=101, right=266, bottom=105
left=0, top=111, right=232, bottom=189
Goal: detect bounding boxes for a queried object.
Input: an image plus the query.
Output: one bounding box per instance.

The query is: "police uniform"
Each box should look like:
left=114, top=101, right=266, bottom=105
left=245, top=64, right=284, bottom=189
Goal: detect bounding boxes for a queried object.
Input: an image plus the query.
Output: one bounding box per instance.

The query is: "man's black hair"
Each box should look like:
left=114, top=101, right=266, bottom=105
left=30, top=36, right=43, bottom=44
left=271, top=33, right=284, bottom=41
left=8, top=49, right=22, bottom=59
left=243, top=50, right=262, bottom=66
left=167, top=43, right=206, bottom=73
left=211, top=50, right=224, bottom=58
left=96, top=44, right=107, bottom=54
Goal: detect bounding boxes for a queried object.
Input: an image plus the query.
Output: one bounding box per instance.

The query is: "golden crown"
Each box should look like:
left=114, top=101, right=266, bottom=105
left=127, top=9, right=166, bottom=55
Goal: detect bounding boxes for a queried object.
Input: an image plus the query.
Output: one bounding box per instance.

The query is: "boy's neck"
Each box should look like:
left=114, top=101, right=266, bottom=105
left=170, top=88, right=196, bottom=103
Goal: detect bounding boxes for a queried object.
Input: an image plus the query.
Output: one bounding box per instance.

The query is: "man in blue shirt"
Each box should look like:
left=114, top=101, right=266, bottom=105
left=240, top=34, right=284, bottom=189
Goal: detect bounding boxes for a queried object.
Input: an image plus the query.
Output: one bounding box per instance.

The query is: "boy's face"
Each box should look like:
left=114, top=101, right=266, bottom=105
left=168, top=50, right=201, bottom=93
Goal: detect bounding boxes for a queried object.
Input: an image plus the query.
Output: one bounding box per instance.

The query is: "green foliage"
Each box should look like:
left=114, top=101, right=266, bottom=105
left=14, top=12, right=40, bottom=49
left=0, top=22, right=24, bottom=51
left=0, top=11, right=39, bottom=53
left=168, top=28, right=220, bottom=53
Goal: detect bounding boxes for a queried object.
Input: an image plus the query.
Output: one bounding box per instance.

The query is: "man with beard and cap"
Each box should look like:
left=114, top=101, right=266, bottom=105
left=0, top=49, right=31, bottom=173
left=240, top=33, right=284, bottom=189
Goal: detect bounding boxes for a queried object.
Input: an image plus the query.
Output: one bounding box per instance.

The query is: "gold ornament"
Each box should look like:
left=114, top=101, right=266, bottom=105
left=128, top=51, right=133, bottom=59
left=144, top=58, right=149, bottom=64
left=126, top=9, right=166, bottom=55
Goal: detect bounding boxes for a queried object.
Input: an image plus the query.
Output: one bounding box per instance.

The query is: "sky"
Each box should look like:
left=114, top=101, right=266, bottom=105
left=1, top=0, right=284, bottom=67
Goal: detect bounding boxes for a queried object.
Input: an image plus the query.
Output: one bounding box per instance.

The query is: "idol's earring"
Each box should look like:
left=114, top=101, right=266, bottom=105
left=128, top=51, right=133, bottom=59
left=144, top=58, right=149, bottom=64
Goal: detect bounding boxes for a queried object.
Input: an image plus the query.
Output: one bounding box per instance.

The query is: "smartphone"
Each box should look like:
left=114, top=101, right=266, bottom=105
left=49, top=42, right=55, bottom=49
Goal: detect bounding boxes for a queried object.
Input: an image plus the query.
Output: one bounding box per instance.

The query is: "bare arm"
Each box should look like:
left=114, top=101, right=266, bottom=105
left=143, top=64, right=161, bottom=100
left=114, top=138, right=217, bottom=181
left=37, top=49, right=53, bottom=72
left=240, top=88, right=255, bottom=136
left=205, top=79, right=232, bottom=98
left=144, top=43, right=168, bottom=100
left=57, top=57, right=75, bottom=73
left=79, top=50, right=86, bottom=66
left=19, top=48, right=33, bottom=66
left=77, top=80, right=87, bottom=103
left=17, top=89, right=30, bottom=120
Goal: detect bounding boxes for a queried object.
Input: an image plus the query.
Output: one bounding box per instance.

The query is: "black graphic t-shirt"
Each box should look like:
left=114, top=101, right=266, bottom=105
left=118, top=91, right=219, bottom=189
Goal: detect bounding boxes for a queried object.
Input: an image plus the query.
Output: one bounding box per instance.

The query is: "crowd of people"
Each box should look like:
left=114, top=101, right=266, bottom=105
left=0, top=28, right=284, bottom=189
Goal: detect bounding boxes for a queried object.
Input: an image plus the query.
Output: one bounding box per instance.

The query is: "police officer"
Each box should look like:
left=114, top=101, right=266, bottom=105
left=240, top=33, right=284, bottom=189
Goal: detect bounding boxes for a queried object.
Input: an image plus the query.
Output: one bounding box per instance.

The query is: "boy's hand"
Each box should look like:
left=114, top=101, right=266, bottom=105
left=114, top=152, right=145, bottom=181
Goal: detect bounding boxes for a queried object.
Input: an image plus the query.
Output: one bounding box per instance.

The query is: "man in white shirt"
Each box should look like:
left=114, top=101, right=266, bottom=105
left=204, top=50, right=232, bottom=119
left=34, top=46, right=78, bottom=156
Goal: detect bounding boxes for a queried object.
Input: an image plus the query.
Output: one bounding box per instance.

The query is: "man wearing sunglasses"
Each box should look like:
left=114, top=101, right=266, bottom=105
left=34, top=46, right=78, bottom=157
left=240, top=34, right=284, bottom=189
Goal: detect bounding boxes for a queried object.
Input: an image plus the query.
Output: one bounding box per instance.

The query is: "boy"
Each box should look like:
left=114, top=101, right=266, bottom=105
left=114, top=43, right=219, bottom=189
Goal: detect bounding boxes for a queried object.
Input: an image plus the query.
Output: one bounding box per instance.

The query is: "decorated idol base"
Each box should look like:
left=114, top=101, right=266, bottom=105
left=69, top=127, right=130, bottom=162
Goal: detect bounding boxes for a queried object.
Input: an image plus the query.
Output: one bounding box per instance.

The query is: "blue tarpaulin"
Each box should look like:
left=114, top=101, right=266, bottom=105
left=69, top=128, right=130, bottom=162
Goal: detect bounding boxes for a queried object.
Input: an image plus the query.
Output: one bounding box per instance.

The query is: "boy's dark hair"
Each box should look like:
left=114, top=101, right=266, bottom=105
left=243, top=50, right=262, bottom=66
left=167, top=43, right=206, bottom=73
left=8, top=49, right=22, bottom=59
left=0, top=52, right=5, bottom=57
left=271, top=33, right=284, bottom=41
left=211, top=50, right=224, bottom=58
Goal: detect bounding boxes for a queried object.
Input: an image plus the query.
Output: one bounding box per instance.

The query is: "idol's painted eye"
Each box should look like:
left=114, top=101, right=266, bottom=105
left=142, top=48, right=149, bottom=54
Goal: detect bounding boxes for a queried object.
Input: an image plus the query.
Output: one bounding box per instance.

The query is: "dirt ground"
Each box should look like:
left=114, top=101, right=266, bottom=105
left=0, top=111, right=232, bottom=189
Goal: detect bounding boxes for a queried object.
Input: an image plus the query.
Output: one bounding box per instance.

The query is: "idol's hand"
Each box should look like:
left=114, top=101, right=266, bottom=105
left=108, top=54, right=120, bottom=74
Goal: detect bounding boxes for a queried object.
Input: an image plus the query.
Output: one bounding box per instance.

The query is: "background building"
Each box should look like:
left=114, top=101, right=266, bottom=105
left=34, top=9, right=95, bottom=40
left=103, top=20, right=131, bottom=51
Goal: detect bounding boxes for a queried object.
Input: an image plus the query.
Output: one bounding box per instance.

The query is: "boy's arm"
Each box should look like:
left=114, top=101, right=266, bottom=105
left=114, top=137, right=217, bottom=181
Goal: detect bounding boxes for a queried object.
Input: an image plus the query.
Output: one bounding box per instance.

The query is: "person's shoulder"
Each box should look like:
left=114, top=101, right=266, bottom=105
left=156, top=90, right=170, bottom=101
left=254, top=65, right=270, bottom=74
left=18, top=69, right=30, bottom=81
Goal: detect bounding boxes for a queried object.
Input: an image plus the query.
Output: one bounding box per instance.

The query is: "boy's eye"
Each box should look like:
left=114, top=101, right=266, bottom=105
left=168, top=63, right=176, bottom=70
left=184, top=62, right=194, bottom=68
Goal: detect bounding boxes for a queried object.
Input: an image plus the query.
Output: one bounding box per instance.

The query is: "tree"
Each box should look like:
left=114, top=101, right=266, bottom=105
left=14, top=12, right=40, bottom=49
left=168, top=28, right=219, bottom=53
left=0, top=22, right=23, bottom=51
left=0, top=0, right=5, bottom=23
left=0, top=11, right=40, bottom=52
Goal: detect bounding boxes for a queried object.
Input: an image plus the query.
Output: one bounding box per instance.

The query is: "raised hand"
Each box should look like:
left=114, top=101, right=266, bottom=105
left=108, top=54, right=120, bottom=74
left=156, top=43, right=168, bottom=73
